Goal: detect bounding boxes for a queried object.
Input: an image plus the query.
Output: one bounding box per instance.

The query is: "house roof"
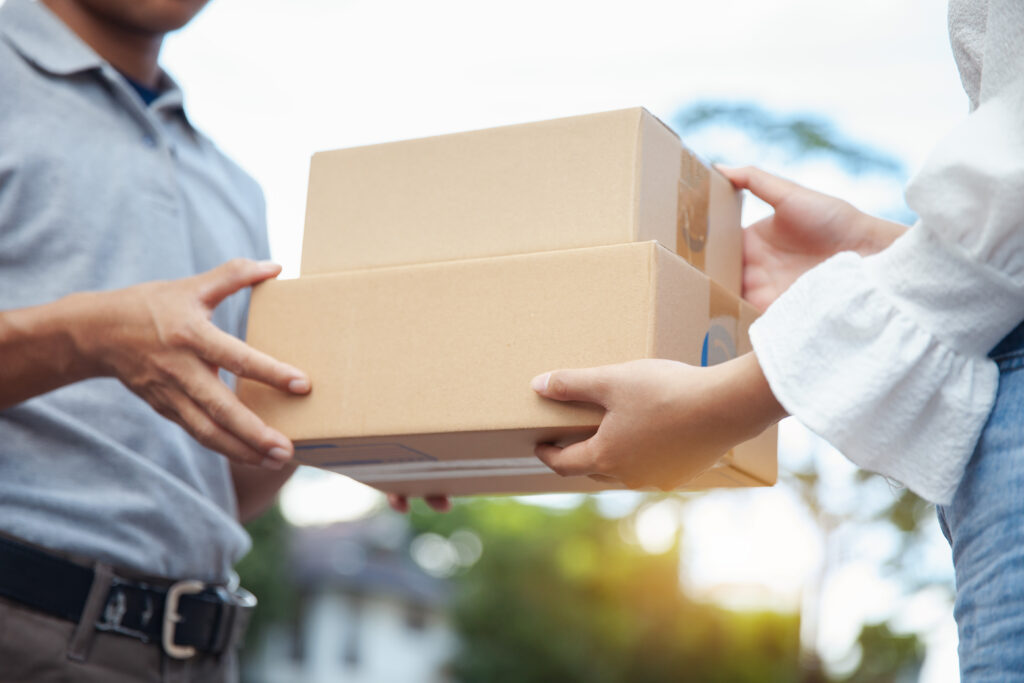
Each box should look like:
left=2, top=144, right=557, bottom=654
left=289, top=515, right=451, bottom=607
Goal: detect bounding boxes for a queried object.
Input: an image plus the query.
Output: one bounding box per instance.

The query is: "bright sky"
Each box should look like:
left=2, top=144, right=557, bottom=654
left=164, top=0, right=966, bottom=274
left=162, top=1, right=965, bottom=679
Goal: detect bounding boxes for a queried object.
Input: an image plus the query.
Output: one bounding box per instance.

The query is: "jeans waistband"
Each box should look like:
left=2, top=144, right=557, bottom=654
left=990, top=319, right=1024, bottom=363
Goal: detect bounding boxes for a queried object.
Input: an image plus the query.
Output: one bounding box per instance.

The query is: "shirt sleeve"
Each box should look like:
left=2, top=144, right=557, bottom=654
left=748, top=0, right=1024, bottom=505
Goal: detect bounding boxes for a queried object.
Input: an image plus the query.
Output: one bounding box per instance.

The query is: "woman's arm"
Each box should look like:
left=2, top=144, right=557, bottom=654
left=530, top=4, right=1024, bottom=503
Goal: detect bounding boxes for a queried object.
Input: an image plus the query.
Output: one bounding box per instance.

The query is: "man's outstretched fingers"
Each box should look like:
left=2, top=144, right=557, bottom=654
left=531, top=367, right=609, bottom=404
left=715, top=165, right=799, bottom=208
left=197, top=258, right=282, bottom=307
left=387, top=493, right=450, bottom=513
left=194, top=323, right=310, bottom=394
left=387, top=493, right=410, bottom=513
left=535, top=440, right=598, bottom=477
left=165, top=390, right=275, bottom=469
left=178, top=364, right=293, bottom=462
left=425, top=495, right=451, bottom=512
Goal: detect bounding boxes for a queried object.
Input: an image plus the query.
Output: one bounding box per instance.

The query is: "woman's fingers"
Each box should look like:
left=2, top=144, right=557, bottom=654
left=535, top=439, right=603, bottom=478
left=715, top=165, right=800, bottom=208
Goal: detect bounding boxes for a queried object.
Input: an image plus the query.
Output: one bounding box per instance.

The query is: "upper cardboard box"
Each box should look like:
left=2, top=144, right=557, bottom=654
left=301, top=108, right=742, bottom=294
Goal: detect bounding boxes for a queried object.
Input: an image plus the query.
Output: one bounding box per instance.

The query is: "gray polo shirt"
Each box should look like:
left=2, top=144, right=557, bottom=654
left=0, top=0, right=269, bottom=582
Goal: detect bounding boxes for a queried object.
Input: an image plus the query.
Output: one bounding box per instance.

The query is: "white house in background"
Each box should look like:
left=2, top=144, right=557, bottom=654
left=244, top=515, right=456, bottom=683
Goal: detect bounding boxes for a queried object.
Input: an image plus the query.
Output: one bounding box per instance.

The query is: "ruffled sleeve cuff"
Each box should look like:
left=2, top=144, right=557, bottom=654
left=749, top=227, right=1011, bottom=504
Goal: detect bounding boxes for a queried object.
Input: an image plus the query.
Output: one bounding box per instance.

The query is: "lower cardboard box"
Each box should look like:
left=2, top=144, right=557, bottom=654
left=237, top=242, right=777, bottom=496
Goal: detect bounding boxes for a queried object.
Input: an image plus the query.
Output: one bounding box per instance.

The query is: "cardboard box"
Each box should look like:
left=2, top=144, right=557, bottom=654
left=239, top=242, right=775, bottom=496
left=300, top=108, right=743, bottom=295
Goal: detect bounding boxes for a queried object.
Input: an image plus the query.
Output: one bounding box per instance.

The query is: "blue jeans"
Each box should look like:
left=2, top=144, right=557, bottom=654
left=938, top=320, right=1024, bottom=680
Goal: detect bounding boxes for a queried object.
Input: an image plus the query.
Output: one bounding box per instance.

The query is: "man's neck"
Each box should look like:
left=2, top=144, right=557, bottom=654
left=41, top=0, right=164, bottom=88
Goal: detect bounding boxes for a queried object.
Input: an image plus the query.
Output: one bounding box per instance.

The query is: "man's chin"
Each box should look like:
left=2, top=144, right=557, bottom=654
left=71, top=0, right=212, bottom=35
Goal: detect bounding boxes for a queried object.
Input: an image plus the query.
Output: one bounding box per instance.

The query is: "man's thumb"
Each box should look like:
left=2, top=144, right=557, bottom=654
left=199, top=258, right=281, bottom=306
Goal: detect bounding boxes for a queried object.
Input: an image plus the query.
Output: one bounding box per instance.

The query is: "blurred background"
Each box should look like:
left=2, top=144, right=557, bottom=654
left=160, top=1, right=967, bottom=680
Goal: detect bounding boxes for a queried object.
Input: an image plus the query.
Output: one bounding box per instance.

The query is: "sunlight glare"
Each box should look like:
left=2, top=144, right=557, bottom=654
left=633, top=499, right=683, bottom=554
left=279, top=468, right=384, bottom=526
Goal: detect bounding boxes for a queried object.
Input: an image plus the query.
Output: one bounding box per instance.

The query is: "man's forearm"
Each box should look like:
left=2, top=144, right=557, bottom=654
left=0, top=261, right=309, bottom=471
left=0, top=293, right=99, bottom=410
left=231, top=462, right=298, bottom=523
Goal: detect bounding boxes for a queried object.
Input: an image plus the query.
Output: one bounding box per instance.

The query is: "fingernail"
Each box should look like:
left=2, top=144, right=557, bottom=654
left=268, top=446, right=291, bottom=462
left=530, top=373, right=550, bottom=392
left=261, top=456, right=284, bottom=470
left=257, top=260, right=282, bottom=274
left=288, top=377, right=311, bottom=393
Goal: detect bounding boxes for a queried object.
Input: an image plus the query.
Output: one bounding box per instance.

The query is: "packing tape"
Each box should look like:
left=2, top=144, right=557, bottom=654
left=701, top=282, right=742, bottom=367
left=676, top=151, right=710, bottom=271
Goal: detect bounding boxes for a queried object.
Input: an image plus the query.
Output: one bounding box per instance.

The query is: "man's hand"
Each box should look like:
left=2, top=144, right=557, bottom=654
left=717, top=165, right=906, bottom=311
left=387, top=493, right=451, bottom=514
left=530, top=354, right=786, bottom=490
left=68, top=259, right=310, bottom=469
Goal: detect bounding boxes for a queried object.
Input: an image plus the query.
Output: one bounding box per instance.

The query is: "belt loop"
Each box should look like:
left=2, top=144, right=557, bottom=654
left=66, top=562, right=115, bottom=662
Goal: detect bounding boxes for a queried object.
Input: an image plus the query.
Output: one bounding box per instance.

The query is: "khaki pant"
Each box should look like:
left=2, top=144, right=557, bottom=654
left=0, top=595, right=238, bottom=683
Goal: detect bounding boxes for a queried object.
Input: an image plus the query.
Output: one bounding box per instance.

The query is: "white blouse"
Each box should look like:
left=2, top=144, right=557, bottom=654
left=749, top=0, right=1024, bottom=504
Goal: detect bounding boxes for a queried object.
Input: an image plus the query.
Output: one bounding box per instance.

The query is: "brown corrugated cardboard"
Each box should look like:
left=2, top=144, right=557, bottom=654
left=300, top=108, right=743, bottom=295
left=239, top=242, right=775, bottom=496
left=707, top=168, right=744, bottom=293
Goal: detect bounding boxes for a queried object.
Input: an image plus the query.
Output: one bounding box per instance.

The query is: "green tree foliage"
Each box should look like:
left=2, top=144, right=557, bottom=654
left=675, top=102, right=904, bottom=176
left=787, top=461, right=930, bottom=682
left=838, top=622, right=924, bottom=683
left=235, top=503, right=297, bottom=650
left=410, top=498, right=800, bottom=683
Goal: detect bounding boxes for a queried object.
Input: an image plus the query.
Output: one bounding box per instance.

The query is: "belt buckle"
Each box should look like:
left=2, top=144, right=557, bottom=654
left=207, top=584, right=257, bottom=654
left=162, top=579, right=205, bottom=659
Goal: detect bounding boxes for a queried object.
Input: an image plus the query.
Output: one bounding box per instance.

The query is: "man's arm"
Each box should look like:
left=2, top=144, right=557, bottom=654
left=0, top=259, right=310, bottom=470
left=0, top=294, right=99, bottom=408
left=231, top=462, right=298, bottom=523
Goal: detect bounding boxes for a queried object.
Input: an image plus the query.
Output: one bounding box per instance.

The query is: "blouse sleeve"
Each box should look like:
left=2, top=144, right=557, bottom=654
left=748, top=0, right=1024, bottom=504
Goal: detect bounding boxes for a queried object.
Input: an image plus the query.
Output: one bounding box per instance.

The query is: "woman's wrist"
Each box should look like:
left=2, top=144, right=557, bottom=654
left=724, top=352, right=788, bottom=439
left=853, top=213, right=908, bottom=257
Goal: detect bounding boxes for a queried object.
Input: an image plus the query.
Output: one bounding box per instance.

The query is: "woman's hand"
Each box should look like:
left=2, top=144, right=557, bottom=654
left=717, top=165, right=906, bottom=311
left=530, top=354, right=786, bottom=490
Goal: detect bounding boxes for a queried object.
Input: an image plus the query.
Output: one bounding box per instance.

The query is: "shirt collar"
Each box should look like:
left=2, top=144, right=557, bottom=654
left=150, top=71, right=187, bottom=116
left=0, top=0, right=189, bottom=118
left=0, top=0, right=105, bottom=76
